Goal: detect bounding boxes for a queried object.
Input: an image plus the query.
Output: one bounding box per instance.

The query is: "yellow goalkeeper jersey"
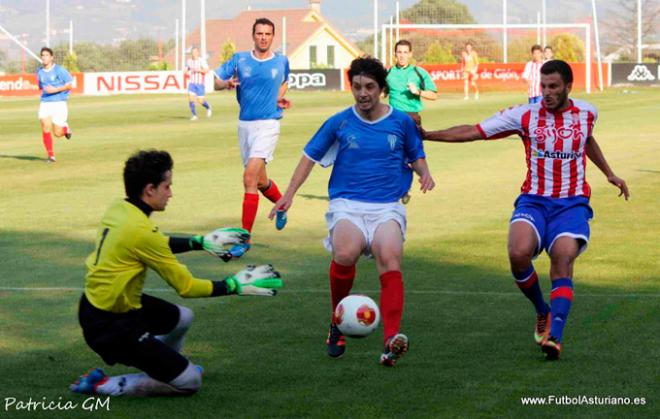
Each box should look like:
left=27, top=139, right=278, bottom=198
left=84, top=199, right=213, bottom=313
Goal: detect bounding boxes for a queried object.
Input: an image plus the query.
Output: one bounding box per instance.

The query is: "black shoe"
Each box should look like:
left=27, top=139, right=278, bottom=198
left=326, top=323, right=346, bottom=358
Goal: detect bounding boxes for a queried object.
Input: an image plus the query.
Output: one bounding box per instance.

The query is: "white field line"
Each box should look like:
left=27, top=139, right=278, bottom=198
left=0, top=287, right=658, bottom=298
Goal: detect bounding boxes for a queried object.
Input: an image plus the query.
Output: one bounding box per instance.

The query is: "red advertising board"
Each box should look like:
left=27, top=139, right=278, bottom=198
left=0, top=73, right=84, bottom=97
left=343, top=63, right=608, bottom=93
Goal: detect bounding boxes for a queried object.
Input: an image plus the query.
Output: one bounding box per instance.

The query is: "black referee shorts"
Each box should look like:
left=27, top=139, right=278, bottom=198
left=78, top=293, right=189, bottom=383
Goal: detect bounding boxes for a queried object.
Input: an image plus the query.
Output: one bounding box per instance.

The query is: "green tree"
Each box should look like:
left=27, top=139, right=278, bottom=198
left=549, top=33, right=585, bottom=62
left=63, top=52, right=80, bottom=73
left=220, top=39, right=236, bottom=63
left=423, top=41, right=456, bottom=63
left=400, top=0, right=475, bottom=24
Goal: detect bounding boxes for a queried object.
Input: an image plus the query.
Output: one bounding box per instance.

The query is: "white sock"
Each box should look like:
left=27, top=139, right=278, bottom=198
left=155, top=305, right=193, bottom=352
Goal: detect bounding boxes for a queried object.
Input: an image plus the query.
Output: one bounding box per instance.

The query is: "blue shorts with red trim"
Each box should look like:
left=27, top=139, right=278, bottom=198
left=188, top=83, right=205, bottom=97
left=510, top=194, right=593, bottom=257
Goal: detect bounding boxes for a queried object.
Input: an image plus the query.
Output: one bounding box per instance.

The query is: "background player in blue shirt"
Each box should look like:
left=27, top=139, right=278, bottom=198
left=215, top=18, right=291, bottom=259
left=269, top=57, right=435, bottom=367
left=37, top=47, right=73, bottom=163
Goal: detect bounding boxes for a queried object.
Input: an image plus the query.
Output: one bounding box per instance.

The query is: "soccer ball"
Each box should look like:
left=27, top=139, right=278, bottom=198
left=335, top=295, right=380, bottom=338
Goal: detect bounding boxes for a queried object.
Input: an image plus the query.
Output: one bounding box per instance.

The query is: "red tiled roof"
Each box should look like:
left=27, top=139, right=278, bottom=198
left=166, top=8, right=332, bottom=68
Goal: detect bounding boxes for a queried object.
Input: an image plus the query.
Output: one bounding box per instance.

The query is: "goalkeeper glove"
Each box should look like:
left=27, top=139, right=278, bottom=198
left=225, top=264, right=283, bottom=296
left=191, top=228, right=250, bottom=262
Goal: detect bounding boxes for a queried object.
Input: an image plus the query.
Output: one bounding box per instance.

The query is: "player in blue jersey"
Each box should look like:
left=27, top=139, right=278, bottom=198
left=269, top=57, right=435, bottom=367
left=214, top=18, right=291, bottom=259
left=37, top=47, right=73, bottom=163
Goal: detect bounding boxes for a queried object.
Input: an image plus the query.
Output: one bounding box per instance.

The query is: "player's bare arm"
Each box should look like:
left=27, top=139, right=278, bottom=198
left=410, top=158, right=435, bottom=193
left=214, top=77, right=239, bottom=90
left=44, top=82, right=72, bottom=94
left=268, top=155, right=315, bottom=218
left=277, top=82, right=291, bottom=109
left=585, top=136, right=630, bottom=200
left=422, top=124, right=482, bottom=142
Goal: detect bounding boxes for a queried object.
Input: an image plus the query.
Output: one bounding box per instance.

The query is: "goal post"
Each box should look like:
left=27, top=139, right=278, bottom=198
left=381, top=23, right=600, bottom=93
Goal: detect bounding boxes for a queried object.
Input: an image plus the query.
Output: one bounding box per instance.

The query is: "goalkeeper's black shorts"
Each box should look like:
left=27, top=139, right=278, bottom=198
left=78, top=293, right=188, bottom=383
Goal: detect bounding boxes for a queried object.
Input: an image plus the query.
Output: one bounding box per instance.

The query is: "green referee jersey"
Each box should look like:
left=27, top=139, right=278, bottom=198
left=84, top=199, right=213, bottom=313
left=386, top=65, right=437, bottom=113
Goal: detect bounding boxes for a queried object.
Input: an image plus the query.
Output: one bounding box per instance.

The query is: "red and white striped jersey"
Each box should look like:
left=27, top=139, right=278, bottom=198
left=476, top=99, right=597, bottom=199
left=186, top=58, right=208, bottom=85
left=522, top=61, right=543, bottom=98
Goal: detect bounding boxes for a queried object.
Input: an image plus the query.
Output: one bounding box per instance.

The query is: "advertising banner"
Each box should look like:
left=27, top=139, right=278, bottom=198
left=0, top=73, right=84, bottom=97
left=611, top=63, right=659, bottom=85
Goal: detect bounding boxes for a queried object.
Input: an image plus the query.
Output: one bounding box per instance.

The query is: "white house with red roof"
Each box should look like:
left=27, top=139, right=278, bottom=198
left=177, top=0, right=361, bottom=70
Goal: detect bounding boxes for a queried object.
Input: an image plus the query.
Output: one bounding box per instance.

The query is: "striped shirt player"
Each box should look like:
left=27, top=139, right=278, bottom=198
left=37, top=47, right=73, bottom=162
left=422, top=60, right=628, bottom=361
left=185, top=47, right=211, bottom=120
left=522, top=60, right=543, bottom=102
left=477, top=99, right=595, bottom=199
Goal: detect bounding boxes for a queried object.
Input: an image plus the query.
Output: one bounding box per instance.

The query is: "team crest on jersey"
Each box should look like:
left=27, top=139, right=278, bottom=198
left=271, top=69, right=278, bottom=79
left=242, top=66, right=252, bottom=78
left=387, top=134, right=398, bottom=151
left=346, top=134, right=359, bottom=149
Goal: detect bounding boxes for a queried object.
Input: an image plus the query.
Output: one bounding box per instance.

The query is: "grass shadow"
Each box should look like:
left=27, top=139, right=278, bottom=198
left=0, top=154, right=47, bottom=162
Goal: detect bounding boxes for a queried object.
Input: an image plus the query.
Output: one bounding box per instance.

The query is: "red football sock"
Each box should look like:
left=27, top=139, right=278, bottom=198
left=42, top=131, right=54, bottom=157
left=260, top=179, right=282, bottom=204
left=241, top=193, right=259, bottom=232
left=380, top=271, right=404, bottom=344
left=330, top=260, right=356, bottom=320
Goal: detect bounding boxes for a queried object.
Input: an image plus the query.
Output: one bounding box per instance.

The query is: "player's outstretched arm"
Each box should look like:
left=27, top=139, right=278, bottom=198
left=585, top=136, right=630, bottom=200
left=268, top=156, right=316, bottom=219
left=410, top=158, right=436, bottom=193
left=423, top=124, right=483, bottom=143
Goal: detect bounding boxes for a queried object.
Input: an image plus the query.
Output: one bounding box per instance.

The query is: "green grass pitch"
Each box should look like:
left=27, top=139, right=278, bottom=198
left=0, top=88, right=658, bottom=418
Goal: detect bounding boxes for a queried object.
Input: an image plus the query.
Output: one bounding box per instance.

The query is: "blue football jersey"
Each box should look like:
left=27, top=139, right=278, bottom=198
left=304, top=106, right=426, bottom=203
left=215, top=51, right=290, bottom=121
left=37, top=64, right=73, bottom=102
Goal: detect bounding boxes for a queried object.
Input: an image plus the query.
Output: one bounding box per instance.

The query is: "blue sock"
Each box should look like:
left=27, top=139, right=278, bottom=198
left=549, top=278, right=573, bottom=342
left=202, top=101, right=210, bottom=110
left=189, top=101, right=196, bottom=116
left=514, top=265, right=549, bottom=315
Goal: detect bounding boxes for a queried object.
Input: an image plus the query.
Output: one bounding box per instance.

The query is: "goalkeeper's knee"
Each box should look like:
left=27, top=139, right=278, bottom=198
left=169, top=362, right=202, bottom=395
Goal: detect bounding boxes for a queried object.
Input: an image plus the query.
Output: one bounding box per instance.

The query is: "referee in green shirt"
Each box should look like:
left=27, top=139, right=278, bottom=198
left=386, top=40, right=437, bottom=127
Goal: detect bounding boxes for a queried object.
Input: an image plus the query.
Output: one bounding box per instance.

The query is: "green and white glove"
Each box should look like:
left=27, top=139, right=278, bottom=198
left=192, top=228, right=250, bottom=262
left=225, top=264, right=284, bottom=296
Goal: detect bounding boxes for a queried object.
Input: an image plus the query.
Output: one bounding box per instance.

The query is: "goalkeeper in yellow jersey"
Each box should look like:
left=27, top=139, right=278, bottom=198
left=70, top=149, right=283, bottom=397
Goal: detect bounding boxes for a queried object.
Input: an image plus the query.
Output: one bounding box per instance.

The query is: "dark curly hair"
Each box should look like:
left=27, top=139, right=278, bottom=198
left=348, top=56, right=388, bottom=91
left=540, top=59, right=573, bottom=85
left=123, top=150, right=173, bottom=200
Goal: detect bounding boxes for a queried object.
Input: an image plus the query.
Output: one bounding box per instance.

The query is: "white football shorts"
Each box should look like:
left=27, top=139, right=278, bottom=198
left=38, top=101, right=68, bottom=126
left=237, top=119, right=280, bottom=167
left=324, top=198, right=407, bottom=258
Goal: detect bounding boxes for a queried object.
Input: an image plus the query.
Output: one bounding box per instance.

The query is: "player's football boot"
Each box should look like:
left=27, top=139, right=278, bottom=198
left=190, top=115, right=198, bottom=121
left=534, top=312, right=551, bottom=345
left=46, top=156, right=56, bottom=163
left=380, top=333, right=409, bottom=367
left=228, top=242, right=251, bottom=259
left=326, top=323, right=346, bottom=358
left=275, top=210, right=288, bottom=230
left=207, top=108, right=212, bottom=118
left=541, top=337, right=562, bottom=360
left=70, top=368, right=108, bottom=394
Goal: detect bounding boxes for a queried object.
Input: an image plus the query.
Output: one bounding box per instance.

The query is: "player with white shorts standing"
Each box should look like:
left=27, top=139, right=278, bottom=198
left=37, top=47, right=73, bottom=163
left=214, top=18, right=291, bottom=258
left=186, top=47, right=212, bottom=121
left=270, top=57, right=435, bottom=367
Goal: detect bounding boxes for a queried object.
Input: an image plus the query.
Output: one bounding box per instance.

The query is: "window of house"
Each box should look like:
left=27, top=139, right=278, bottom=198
left=309, top=45, right=317, bottom=67
left=327, top=45, right=335, bottom=68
